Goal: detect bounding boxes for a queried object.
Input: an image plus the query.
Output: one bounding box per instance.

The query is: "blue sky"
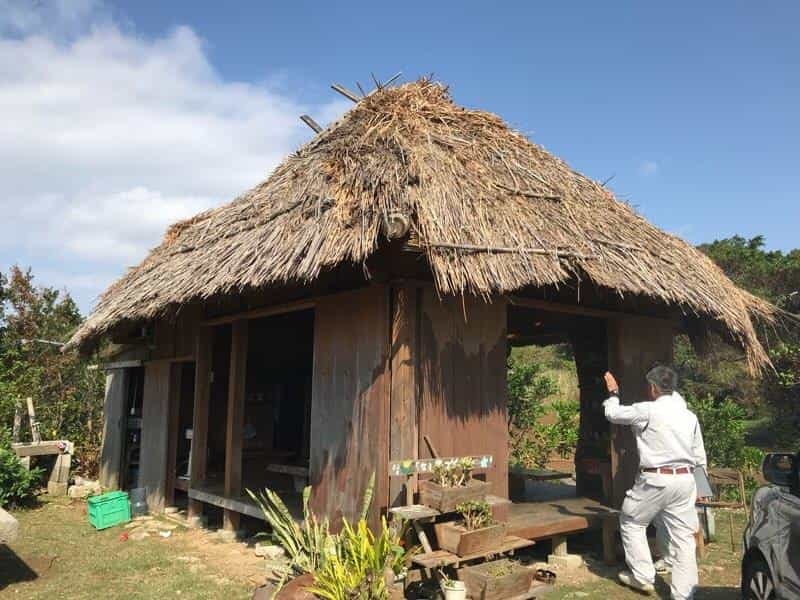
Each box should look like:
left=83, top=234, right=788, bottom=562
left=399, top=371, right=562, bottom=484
left=1, top=1, right=798, bottom=314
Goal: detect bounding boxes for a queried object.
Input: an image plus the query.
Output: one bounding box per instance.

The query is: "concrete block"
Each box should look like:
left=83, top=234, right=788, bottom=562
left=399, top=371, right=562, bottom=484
left=0, top=507, right=19, bottom=544
left=187, top=515, right=207, bottom=529
left=547, top=553, right=584, bottom=569
left=217, top=528, right=245, bottom=543
left=47, top=481, right=68, bottom=496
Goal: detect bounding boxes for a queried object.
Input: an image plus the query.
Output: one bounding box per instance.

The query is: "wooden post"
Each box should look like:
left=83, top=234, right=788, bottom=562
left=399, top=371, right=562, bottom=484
left=224, top=320, right=248, bottom=532
left=99, top=369, right=128, bottom=490
left=188, top=327, right=212, bottom=522
left=389, top=285, right=419, bottom=507
left=26, top=398, right=41, bottom=443
left=552, top=535, right=568, bottom=556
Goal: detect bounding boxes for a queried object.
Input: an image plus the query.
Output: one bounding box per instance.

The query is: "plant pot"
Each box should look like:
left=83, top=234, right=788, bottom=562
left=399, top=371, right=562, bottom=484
left=440, top=580, right=467, bottom=600
left=418, top=479, right=490, bottom=513
left=457, top=559, right=533, bottom=600
left=434, top=521, right=508, bottom=556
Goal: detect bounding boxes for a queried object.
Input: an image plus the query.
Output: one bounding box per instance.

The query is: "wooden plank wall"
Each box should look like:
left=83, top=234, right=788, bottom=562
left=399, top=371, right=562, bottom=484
left=607, top=316, right=675, bottom=508
left=188, top=327, right=212, bottom=520
left=309, top=285, right=391, bottom=529
left=139, top=361, right=172, bottom=513
left=418, top=290, right=509, bottom=498
left=98, top=368, right=128, bottom=490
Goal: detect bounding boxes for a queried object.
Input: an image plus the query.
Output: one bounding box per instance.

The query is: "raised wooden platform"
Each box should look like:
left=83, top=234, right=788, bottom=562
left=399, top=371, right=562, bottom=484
left=507, top=496, right=616, bottom=541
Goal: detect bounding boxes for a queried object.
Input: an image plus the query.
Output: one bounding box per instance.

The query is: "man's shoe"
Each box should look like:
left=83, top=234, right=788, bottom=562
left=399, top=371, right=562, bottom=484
left=618, top=570, right=655, bottom=594
left=653, top=558, right=671, bottom=575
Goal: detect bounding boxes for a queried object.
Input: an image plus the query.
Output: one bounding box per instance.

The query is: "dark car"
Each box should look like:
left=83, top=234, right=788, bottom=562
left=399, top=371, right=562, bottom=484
left=741, top=452, right=800, bottom=599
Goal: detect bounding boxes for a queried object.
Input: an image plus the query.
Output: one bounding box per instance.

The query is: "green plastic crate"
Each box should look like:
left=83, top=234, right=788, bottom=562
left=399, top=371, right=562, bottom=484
left=87, top=490, right=131, bottom=530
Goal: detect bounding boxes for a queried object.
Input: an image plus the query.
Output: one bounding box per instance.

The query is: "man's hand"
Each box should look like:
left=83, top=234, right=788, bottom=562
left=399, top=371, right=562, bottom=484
left=604, top=371, right=619, bottom=395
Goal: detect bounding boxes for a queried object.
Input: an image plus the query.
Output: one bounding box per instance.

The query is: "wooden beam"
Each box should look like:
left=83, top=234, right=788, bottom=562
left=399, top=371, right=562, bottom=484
left=202, top=299, right=315, bottom=327
left=188, top=487, right=265, bottom=520
left=188, top=327, right=212, bottom=521
left=99, top=369, right=128, bottom=489
left=165, top=363, right=182, bottom=507
left=12, top=441, right=71, bottom=457
left=509, top=296, right=674, bottom=322
left=100, top=360, right=143, bottom=370
left=330, top=83, right=361, bottom=102
left=300, top=115, right=323, bottom=133
left=224, top=319, right=248, bottom=532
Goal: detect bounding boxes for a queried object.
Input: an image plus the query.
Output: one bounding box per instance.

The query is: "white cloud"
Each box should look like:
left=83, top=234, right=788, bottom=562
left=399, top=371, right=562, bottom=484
left=0, top=1, right=348, bottom=312
left=638, top=160, right=659, bottom=176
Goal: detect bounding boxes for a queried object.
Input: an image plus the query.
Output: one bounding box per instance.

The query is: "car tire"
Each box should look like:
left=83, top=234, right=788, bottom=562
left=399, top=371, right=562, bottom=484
left=743, top=555, right=776, bottom=600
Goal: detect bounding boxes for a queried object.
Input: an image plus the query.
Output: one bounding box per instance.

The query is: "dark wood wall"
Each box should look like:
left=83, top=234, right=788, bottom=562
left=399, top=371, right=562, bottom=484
left=309, top=285, right=391, bottom=528
left=417, top=289, right=509, bottom=498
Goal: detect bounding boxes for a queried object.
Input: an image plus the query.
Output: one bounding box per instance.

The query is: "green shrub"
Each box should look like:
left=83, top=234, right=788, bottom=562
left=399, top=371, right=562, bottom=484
left=688, top=395, right=748, bottom=468
left=0, top=430, right=42, bottom=508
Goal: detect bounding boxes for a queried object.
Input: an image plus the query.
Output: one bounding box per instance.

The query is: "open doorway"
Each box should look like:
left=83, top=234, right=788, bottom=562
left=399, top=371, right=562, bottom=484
left=243, top=309, right=314, bottom=495
left=506, top=305, right=611, bottom=504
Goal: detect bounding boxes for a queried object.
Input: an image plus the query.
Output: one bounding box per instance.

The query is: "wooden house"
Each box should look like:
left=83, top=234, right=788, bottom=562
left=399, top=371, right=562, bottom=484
left=68, top=80, right=774, bottom=537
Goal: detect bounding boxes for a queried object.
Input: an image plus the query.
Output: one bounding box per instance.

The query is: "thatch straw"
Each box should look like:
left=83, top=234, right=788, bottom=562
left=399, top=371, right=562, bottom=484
left=67, top=79, right=774, bottom=371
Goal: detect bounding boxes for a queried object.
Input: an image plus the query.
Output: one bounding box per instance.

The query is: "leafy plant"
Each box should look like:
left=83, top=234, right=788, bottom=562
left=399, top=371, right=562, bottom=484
left=0, top=429, right=43, bottom=508
left=507, top=353, right=578, bottom=469
left=455, top=500, right=493, bottom=531
left=307, top=517, right=409, bottom=600
left=0, top=267, right=105, bottom=476
left=431, top=458, right=475, bottom=488
left=247, top=485, right=334, bottom=575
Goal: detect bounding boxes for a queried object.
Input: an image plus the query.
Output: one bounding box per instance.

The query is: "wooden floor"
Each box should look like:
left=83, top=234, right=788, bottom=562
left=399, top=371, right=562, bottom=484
left=506, top=495, right=617, bottom=541
left=188, top=479, right=304, bottom=521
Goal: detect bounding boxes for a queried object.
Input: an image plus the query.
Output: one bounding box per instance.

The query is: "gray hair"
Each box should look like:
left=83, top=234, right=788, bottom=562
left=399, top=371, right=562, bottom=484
left=646, top=365, right=678, bottom=394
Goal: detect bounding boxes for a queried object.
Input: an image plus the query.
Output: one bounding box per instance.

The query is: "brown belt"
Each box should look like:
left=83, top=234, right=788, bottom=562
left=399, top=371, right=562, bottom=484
left=642, top=466, right=691, bottom=475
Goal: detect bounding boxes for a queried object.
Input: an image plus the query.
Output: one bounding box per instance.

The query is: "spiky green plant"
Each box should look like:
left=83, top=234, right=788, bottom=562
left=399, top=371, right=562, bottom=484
left=307, top=516, right=408, bottom=600
left=246, top=485, right=334, bottom=575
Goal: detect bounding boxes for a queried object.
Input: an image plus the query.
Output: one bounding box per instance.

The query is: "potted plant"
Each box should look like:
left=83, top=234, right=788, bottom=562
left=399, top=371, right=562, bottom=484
left=434, top=500, right=507, bottom=556
left=439, top=570, right=467, bottom=600
left=457, top=559, right=533, bottom=600
left=419, top=458, right=490, bottom=512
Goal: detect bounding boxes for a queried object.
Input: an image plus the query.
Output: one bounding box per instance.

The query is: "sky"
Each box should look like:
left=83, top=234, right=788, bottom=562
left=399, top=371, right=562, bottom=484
left=1, top=1, right=798, bottom=315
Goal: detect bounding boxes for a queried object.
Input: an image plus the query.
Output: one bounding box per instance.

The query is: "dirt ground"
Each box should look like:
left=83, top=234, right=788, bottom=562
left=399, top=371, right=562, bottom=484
left=1, top=495, right=747, bottom=599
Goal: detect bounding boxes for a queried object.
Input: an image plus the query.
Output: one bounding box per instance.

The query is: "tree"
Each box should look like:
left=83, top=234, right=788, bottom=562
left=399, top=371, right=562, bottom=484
left=0, top=267, right=104, bottom=475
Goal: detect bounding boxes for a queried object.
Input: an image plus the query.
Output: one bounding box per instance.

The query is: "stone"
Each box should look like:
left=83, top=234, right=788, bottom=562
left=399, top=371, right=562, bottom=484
left=217, top=529, right=243, bottom=543
left=547, top=553, right=584, bottom=570
left=187, top=515, right=207, bottom=529
left=164, top=506, right=180, bottom=515
left=255, top=543, right=286, bottom=560
left=0, top=507, right=19, bottom=544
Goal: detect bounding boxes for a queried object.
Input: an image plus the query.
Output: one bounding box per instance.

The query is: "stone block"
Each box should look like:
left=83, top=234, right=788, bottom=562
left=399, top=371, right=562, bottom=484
left=255, top=543, right=286, bottom=560
left=547, top=553, right=584, bottom=569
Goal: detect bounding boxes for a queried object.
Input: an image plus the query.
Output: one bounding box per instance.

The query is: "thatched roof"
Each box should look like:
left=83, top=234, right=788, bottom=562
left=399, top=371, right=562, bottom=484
left=68, top=79, right=775, bottom=370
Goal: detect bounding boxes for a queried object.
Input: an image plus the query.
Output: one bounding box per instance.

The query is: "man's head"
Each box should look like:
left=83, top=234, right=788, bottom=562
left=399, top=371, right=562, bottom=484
left=645, top=364, right=678, bottom=400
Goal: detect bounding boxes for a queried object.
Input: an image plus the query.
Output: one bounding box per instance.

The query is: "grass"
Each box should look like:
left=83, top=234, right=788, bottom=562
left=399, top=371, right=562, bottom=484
left=1, top=495, right=254, bottom=599
left=3, top=496, right=749, bottom=599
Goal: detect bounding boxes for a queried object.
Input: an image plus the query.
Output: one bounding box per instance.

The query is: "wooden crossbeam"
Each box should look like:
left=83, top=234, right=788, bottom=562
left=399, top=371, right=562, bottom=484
left=330, top=83, right=360, bottom=102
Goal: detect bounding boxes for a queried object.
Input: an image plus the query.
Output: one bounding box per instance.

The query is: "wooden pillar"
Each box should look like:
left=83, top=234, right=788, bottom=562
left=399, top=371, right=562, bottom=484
left=389, top=285, right=420, bottom=507
left=139, top=361, right=172, bottom=514
left=188, top=327, right=212, bottom=521
left=224, top=319, right=248, bottom=532
left=607, top=316, right=675, bottom=508
left=99, top=368, right=129, bottom=490
left=164, top=363, right=182, bottom=507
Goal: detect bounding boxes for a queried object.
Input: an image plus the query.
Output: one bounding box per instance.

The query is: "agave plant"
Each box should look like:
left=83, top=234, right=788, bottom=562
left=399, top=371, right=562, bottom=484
left=246, top=485, right=334, bottom=575
left=307, top=516, right=409, bottom=600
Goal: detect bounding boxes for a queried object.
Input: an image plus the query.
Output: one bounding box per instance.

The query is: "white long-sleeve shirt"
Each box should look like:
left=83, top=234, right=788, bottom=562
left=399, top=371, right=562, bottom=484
left=603, top=391, right=707, bottom=470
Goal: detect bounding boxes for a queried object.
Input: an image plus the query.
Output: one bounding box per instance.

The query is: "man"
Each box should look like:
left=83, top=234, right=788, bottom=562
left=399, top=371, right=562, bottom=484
left=603, top=365, right=707, bottom=600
